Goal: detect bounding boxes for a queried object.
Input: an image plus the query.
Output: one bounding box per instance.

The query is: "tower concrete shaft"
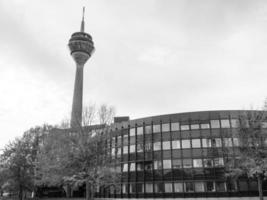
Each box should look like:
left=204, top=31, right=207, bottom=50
left=68, top=8, right=94, bottom=128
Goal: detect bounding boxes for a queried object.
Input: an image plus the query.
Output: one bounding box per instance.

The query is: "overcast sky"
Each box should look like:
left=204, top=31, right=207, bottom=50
left=1, top=0, right=267, bottom=148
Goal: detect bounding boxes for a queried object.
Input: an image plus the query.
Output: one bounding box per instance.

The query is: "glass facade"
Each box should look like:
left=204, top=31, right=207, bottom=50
left=95, top=111, right=267, bottom=198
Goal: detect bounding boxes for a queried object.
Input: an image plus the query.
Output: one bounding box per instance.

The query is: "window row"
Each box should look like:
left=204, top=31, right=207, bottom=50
left=122, top=181, right=228, bottom=193
left=111, top=138, right=239, bottom=155
left=128, top=119, right=239, bottom=136
left=122, top=158, right=224, bottom=172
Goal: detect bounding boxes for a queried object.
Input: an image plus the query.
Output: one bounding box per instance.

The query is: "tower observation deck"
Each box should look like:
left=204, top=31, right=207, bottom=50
left=68, top=7, right=95, bottom=128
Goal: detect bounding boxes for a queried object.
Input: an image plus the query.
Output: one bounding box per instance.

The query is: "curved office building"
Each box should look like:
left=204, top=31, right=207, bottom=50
left=96, top=110, right=267, bottom=198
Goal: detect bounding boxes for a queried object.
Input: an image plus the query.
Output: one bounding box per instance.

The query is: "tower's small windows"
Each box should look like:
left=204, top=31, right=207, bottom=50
left=203, top=158, right=213, bottom=167
left=200, top=123, right=210, bottom=129
left=153, top=142, right=161, bottom=151
left=184, top=182, right=194, bottom=192
left=183, top=159, right=192, bottom=168
left=130, top=163, right=135, bottom=171
left=154, top=160, right=162, bottom=170
left=216, top=182, right=226, bottom=192
left=206, top=181, right=215, bottom=192
left=172, top=140, right=181, bottom=149
left=171, top=122, right=180, bottom=131
left=181, top=124, right=190, bottom=131
left=195, top=182, right=205, bottom=192
left=123, top=146, right=128, bottom=154
left=202, top=138, right=212, bottom=148
left=221, top=119, right=230, bottom=128
left=172, top=159, right=182, bottom=169
left=163, top=159, right=172, bottom=169
left=193, top=159, right=203, bottom=168
left=231, top=119, right=239, bottom=128
left=191, top=124, right=200, bottom=130
left=224, top=138, right=233, bottom=147
left=153, top=124, right=161, bottom=133
left=130, top=145, right=135, bottom=153
left=214, top=158, right=224, bottom=167
left=164, top=183, right=173, bottom=193
left=145, top=183, right=153, bottom=193
left=130, top=128, right=135, bottom=136
left=162, top=141, right=171, bottom=150
left=137, top=126, right=143, bottom=135
left=181, top=139, right=191, bottom=149
left=174, top=183, right=183, bottom=192
left=145, top=125, right=152, bottom=134
left=123, top=163, right=128, bottom=172
left=162, top=123, right=170, bottom=132
left=210, top=120, right=220, bottom=129
left=192, top=139, right=201, bottom=148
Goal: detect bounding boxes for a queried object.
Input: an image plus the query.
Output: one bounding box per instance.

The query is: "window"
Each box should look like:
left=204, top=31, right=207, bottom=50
left=129, top=184, right=135, bottom=193
left=181, top=139, right=191, bottom=149
left=130, top=145, right=135, bottom=153
left=172, top=140, right=180, bottom=149
left=145, top=143, right=152, bottom=152
left=233, top=138, right=239, bottom=146
left=195, top=182, right=205, bottom=192
left=172, top=159, right=182, bottom=169
left=214, top=158, right=224, bottom=167
left=192, top=139, right=201, bottom=148
left=174, top=183, right=183, bottom=192
left=137, top=127, right=143, bottom=135
left=137, top=144, right=143, bottom=152
left=111, top=148, right=115, bottom=156
left=210, top=120, right=220, bottom=128
left=207, top=181, right=215, bottom=192
left=153, top=142, right=161, bottom=151
left=162, top=141, right=171, bottom=150
left=172, top=159, right=182, bottom=168
left=145, top=125, right=152, bottom=134
left=123, top=163, right=128, bottom=172
left=117, top=147, right=121, bottom=156
left=202, top=138, right=211, bottom=147
left=183, top=159, right=192, bottom=168
left=212, top=138, right=222, bottom=147
left=165, top=183, right=173, bottom=193
left=184, top=182, right=194, bottom=192
left=181, top=125, right=190, bottom=131
left=221, top=119, right=230, bottom=128
left=201, top=123, right=210, bottom=129
left=191, top=124, right=200, bottom=130
left=193, top=159, right=203, bottom=168
left=130, top=128, right=135, bottom=136
left=154, top=183, right=164, bottom=193
left=136, top=162, right=144, bottom=171
left=216, top=182, right=226, bottom=192
left=163, top=160, right=172, bottom=169
left=153, top=124, right=161, bottom=133
left=145, top=183, right=153, bottom=193
left=162, top=123, right=170, bottom=132
left=203, top=158, right=213, bottom=167
left=154, top=160, right=162, bottom=170
left=130, top=163, right=135, bottom=171
left=136, top=183, right=144, bottom=193
left=144, top=162, right=153, bottom=171
left=231, top=119, right=239, bottom=128
left=262, top=122, right=267, bottom=128
left=224, top=138, right=232, bottom=147
left=171, top=122, right=179, bottom=131
left=122, top=184, right=127, bottom=193
left=123, top=146, right=128, bottom=154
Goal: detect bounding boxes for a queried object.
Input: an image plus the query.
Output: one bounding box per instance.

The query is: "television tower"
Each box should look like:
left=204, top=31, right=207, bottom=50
left=68, top=7, right=95, bottom=128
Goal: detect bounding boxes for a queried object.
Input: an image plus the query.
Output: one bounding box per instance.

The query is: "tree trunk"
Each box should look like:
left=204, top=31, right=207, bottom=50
left=18, top=185, right=23, bottom=200
left=86, top=181, right=90, bottom=200
left=90, top=184, right=94, bottom=200
left=257, top=175, right=264, bottom=200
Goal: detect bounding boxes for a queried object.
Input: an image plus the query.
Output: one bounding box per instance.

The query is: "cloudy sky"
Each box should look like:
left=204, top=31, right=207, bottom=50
left=1, top=0, right=267, bottom=148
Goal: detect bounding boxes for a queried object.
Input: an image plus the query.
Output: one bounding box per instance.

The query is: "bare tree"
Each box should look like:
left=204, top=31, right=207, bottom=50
left=97, top=104, right=115, bottom=125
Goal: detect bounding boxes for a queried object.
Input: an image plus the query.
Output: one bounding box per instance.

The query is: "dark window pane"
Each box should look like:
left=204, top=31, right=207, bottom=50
left=184, top=182, right=194, bottom=192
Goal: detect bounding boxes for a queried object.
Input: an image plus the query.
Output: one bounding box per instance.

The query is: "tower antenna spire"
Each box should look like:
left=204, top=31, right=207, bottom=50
left=80, top=7, right=85, bottom=32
